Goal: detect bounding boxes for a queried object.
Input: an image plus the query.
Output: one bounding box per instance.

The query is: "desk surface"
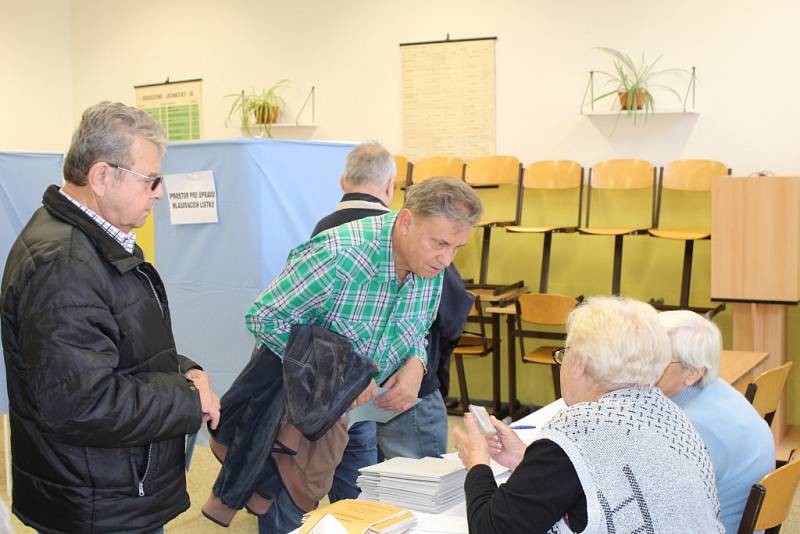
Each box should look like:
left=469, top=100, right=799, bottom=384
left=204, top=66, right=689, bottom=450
left=468, top=286, right=527, bottom=304
left=718, top=349, right=769, bottom=386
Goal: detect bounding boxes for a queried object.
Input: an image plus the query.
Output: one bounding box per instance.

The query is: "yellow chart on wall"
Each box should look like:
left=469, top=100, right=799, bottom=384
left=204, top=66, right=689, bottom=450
left=401, top=37, right=496, bottom=161
left=135, top=78, right=203, bottom=141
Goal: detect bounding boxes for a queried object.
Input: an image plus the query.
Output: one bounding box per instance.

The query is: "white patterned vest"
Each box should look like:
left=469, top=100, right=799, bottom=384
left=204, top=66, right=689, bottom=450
left=538, top=388, right=724, bottom=534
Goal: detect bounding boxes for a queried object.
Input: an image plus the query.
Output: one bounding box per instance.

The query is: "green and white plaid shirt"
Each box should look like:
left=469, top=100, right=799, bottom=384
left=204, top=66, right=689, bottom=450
left=246, top=211, right=443, bottom=383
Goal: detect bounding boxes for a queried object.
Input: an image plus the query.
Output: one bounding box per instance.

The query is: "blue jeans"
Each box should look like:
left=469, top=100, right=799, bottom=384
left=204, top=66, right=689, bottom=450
left=329, top=421, right=378, bottom=502
left=377, top=390, right=448, bottom=460
left=258, top=421, right=377, bottom=533
left=257, top=488, right=304, bottom=534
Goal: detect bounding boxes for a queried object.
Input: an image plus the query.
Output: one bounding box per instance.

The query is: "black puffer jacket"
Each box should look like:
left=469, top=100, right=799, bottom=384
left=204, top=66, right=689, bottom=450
left=0, top=185, right=202, bottom=533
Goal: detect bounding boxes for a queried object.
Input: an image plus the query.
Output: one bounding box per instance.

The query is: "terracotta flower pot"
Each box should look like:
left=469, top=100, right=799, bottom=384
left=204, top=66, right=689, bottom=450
left=618, top=91, right=644, bottom=111
left=254, top=105, right=280, bottom=124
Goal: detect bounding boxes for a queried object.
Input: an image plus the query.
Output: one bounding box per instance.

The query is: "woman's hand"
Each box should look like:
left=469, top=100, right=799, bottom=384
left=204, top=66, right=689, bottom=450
left=485, top=416, right=527, bottom=471
left=453, top=414, right=491, bottom=469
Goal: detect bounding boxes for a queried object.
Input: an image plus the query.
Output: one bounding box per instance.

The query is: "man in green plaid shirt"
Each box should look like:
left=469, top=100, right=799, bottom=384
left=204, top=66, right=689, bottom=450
left=244, top=177, right=482, bottom=532
left=246, top=177, right=482, bottom=413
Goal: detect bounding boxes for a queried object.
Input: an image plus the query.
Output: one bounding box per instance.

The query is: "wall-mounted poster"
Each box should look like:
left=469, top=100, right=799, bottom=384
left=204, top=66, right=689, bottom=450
left=135, top=78, right=203, bottom=141
left=401, top=37, right=496, bottom=161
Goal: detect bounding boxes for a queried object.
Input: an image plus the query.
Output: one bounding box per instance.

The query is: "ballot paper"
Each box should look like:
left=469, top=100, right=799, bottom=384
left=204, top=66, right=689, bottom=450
left=347, top=387, right=421, bottom=428
left=357, top=457, right=467, bottom=514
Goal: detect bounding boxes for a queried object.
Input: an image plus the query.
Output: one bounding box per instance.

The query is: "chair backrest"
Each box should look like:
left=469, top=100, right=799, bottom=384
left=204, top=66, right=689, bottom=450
left=464, top=155, right=521, bottom=186
left=411, top=156, right=464, bottom=184
left=515, top=293, right=578, bottom=358
left=661, top=159, right=729, bottom=192
left=461, top=295, right=488, bottom=339
left=393, top=155, right=412, bottom=189
left=655, top=159, right=730, bottom=228
left=464, top=155, right=523, bottom=225
left=585, top=159, right=656, bottom=228
left=517, top=293, right=578, bottom=325
left=738, top=451, right=800, bottom=533
left=745, top=361, right=794, bottom=425
left=524, top=160, right=583, bottom=190
left=523, top=160, right=584, bottom=227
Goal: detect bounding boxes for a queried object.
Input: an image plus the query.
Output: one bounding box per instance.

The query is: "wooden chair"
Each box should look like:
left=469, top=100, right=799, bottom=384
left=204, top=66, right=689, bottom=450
left=506, top=160, right=584, bottom=293
left=745, top=361, right=794, bottom=427
left=464, top=155, right=523, bottom=283
left=578, top=159, right=657, bottom=295
left=410, top=156, right=464, bottom=185
left=515, top=293, right=578, bottom=400
left=649, top=160, right=730, bottom=308
left=392, top=155, right=412, bottom=190
left=737, top=450, right=800, bottom=533
left=449, top=296, right=495, bottom=415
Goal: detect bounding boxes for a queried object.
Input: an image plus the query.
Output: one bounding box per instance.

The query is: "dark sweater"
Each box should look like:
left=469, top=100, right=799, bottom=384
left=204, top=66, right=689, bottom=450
left=464, top=439, right=587, bottom=533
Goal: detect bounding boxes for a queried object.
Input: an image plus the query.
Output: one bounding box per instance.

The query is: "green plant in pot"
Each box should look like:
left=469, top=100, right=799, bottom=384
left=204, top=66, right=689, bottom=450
left=225, top=79, right=291, bottom=137
left=593, top=48, right=686, bottom=125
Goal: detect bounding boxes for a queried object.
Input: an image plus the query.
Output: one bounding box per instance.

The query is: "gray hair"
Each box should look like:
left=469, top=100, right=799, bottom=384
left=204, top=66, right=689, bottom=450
left=403, top=177, right=483, bottom=229
left=658, top=310, right=721, bottom=386
left=63, top=101, right=166, bottom=186
left=343, top=142, right=395, bottom=188
left=566, top=296, right=672, bottom=391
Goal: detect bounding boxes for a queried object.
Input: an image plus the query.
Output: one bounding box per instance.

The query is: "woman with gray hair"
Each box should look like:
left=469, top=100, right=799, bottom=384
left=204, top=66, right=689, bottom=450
left=657, top=310, right=774, bottom=534
left=454, top=297, right=723, bottom=533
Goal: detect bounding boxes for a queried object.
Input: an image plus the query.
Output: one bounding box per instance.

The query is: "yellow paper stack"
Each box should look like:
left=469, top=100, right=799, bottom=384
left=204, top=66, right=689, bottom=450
left=299, top=499, right=417, bottom=534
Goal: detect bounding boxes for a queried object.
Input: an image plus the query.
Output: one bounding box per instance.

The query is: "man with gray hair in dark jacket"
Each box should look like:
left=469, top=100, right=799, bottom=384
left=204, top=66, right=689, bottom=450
left=1, top=101, right=220, bottom=533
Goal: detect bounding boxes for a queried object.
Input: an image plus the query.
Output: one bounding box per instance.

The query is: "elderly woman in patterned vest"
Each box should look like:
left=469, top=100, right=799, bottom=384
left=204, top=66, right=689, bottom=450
left=454, top=296, right=724, bottom=534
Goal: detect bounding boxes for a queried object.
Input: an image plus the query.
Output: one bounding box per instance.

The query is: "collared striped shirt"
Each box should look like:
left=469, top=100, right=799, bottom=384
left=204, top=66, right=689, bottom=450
left=246, top=211, right=443, bottom=383
left=59, top=189, right=137, bottom=254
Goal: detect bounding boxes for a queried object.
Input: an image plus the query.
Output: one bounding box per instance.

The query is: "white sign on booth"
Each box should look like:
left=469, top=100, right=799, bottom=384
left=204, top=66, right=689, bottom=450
left=164, top=170, right=219, bottom=225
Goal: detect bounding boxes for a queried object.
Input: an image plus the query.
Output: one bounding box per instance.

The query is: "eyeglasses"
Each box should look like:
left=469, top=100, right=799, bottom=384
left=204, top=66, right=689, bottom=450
left=108, top=163, right=163, bottom=191
left=552, top=347, right=567, bottom=366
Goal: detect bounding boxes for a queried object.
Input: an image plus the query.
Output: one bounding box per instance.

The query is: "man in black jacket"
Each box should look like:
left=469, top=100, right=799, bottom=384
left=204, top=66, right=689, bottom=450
left=0, top=101, right=220, bottom=533
left=312, top=142, right=473, bottom=502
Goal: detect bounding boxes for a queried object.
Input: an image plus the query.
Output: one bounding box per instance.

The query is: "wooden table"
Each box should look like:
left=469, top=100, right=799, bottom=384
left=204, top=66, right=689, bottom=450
left=465, top=285, right=527, bottom=417
left=719, top=349, right=769, bottom=393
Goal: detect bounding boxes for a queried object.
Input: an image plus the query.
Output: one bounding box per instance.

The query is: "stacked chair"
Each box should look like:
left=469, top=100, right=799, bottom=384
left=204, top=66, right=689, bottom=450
left=463, top=156, right=523, bottom=283
left=648, top=159, right=730, bottom=312
left=578, top=159, right=657, bottom=295
left=506, top=160, right=583, bottom=293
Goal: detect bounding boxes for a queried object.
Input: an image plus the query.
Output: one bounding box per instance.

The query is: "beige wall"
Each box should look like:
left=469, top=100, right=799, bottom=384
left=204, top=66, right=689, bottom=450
left=0, top=0, right=72, bottom=152
left=63, top=0, right=800, bottom=174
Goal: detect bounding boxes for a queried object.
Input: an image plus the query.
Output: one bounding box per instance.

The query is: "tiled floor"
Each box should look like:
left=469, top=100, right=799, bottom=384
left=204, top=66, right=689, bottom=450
left=1, top=417, right=799, bottom=533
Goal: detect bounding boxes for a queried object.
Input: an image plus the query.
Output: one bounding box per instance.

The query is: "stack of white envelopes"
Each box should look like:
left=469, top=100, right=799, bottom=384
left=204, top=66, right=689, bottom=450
left=357, top=457, right=467, bottom=514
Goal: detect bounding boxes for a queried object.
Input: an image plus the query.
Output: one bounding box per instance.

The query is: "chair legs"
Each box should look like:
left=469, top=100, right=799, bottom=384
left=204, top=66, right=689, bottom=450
left=539, top=232, right=553, bottom=293
left=479, top=227, right=492, bottom=284
left=550, top=364, right=562, bottom=399
left=679, top=239, right=695, bottom=308
left=612, top=234, right=624, bottom=295
left=455, top=355, right=470, bottom=414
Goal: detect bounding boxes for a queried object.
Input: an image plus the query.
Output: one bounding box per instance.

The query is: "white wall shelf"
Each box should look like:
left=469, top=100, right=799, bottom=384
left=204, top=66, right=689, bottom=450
left=270, top=123, right=318, bottom=128
left=582, top=110, right=698, bottom=116
left=580, top=66, right=697, bottom=116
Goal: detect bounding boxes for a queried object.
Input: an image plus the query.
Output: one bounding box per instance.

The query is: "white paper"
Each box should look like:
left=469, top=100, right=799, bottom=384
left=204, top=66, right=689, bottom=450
left=309, top=514, right=349, bottom=534
left=348, top=387, right=421, bottom=428
left=165, top=170, right=219, bottom=225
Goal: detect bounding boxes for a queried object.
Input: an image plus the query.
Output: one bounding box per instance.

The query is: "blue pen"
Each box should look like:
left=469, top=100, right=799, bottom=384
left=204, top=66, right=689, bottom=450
left=511, top=425, right=536, bottom=430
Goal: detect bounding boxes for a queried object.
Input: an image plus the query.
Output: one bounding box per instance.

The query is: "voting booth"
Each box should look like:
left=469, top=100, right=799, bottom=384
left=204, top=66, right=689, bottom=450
left=155, top=139, right=356, bottom=396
